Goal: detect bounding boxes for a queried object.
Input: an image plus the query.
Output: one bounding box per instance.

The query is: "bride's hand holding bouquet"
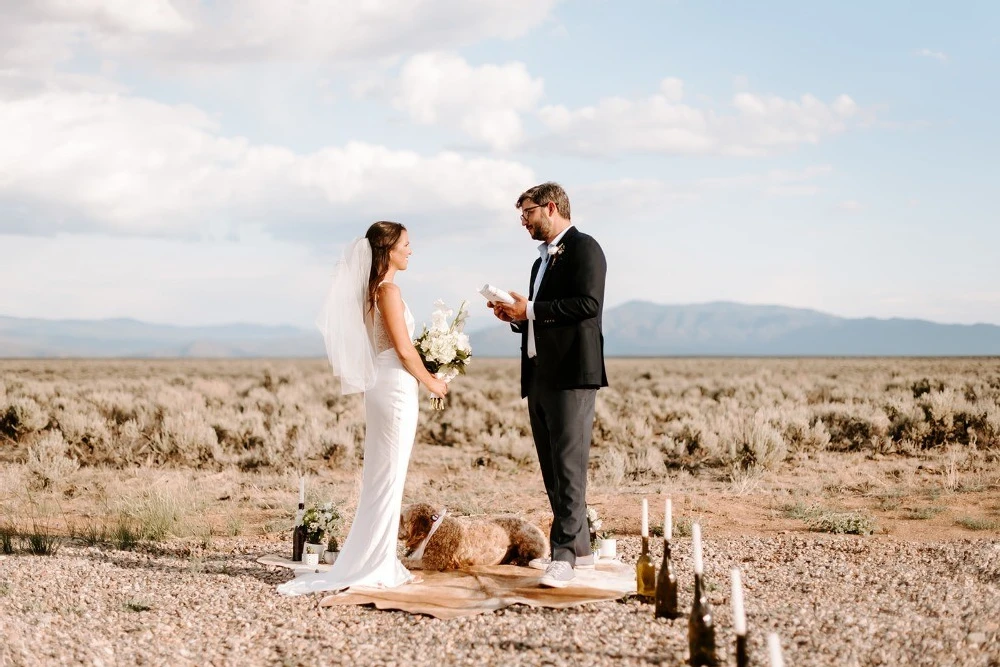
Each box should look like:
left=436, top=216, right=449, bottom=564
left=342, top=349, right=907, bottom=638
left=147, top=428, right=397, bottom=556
left=414, top=300, right=472, bottom=410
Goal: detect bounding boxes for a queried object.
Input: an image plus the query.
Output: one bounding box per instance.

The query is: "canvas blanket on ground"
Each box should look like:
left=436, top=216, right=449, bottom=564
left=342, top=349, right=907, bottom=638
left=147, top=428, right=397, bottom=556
left=259, top=554, right=635, bottom=619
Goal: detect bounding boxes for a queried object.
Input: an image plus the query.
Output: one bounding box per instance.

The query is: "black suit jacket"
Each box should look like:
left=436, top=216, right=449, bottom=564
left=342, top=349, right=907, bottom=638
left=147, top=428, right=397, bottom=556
left=512, top=226, right=609, bottom=398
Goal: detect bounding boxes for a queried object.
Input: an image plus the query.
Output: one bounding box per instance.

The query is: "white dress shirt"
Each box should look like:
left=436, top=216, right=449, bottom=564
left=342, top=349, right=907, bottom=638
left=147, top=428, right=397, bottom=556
left=527, top=225, right=573, bottom=358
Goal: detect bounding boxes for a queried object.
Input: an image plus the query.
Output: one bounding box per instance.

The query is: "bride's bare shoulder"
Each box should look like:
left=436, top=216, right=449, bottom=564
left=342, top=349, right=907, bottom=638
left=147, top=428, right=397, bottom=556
left=376, top=282, right=402, bottom=308
left=376, top=281, right=400, bottom=296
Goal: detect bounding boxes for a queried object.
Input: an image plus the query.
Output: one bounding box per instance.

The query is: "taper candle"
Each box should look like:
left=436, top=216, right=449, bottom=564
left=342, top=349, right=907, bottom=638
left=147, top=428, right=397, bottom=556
left=768, top=633, right=784, bottom=667
left=665, top=497, right=672, bottom=541
left=731, top=567, right=746, bottom=636
left=692, top=522, right=703, bottom=575
left=641, top=498, right=649, bottom=537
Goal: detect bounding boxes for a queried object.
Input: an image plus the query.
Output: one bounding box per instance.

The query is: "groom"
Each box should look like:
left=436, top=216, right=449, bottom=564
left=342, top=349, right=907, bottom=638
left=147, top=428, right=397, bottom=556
left=489, top=182, right=608, bottom=588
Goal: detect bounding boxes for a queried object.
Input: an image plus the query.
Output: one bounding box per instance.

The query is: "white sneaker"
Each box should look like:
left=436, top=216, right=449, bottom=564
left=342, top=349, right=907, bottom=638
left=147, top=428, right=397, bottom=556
left=528, top=553, right=595, bottom=571
left=539, top=560, right=575, bottom=588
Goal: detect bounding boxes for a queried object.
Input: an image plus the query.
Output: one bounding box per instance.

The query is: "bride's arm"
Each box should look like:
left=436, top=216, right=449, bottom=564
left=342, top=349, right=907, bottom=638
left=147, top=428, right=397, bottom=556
left=376, top=283, right=447, bottom=397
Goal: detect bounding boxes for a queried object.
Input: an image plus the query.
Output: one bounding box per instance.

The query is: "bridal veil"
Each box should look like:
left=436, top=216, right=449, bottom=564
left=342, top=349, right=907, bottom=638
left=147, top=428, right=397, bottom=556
left=316, top=237, right=377, bottom=394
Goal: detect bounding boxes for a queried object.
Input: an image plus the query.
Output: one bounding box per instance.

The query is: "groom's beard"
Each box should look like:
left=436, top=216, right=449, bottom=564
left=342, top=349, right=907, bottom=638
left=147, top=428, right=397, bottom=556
left=529, top=217, right=553, bottom=241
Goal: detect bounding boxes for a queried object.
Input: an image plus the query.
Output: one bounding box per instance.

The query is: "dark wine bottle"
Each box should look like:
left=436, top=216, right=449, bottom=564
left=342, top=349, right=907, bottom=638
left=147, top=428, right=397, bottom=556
left=688, top=523, right=718, bottom=666
left=292, top=501, right=306, bottom=561
left=654, top=538, right=680, bottom=618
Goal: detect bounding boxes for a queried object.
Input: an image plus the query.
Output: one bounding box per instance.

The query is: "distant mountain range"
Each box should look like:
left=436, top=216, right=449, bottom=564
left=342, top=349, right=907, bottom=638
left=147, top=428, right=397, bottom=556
left=471, top=301, right=1000, bottom=356
left=3, top=301, right=1000, bottom=358
left=0, top=316, right=320, bottom=358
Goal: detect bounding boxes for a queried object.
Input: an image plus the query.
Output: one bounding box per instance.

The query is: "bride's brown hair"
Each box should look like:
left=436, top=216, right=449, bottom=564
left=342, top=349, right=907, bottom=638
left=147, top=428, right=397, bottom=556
left=365, top=221, right=406, bottom=315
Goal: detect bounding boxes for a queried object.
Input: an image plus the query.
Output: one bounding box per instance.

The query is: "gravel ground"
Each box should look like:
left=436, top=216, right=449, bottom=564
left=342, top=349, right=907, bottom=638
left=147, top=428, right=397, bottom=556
left=1, top=536, right=998, bottom=666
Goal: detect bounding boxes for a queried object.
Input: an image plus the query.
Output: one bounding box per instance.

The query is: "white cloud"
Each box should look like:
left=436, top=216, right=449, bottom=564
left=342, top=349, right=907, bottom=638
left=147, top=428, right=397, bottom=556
left=0, top=88, right=535, bottom=238
left=0, top=0, right=192, bottom=69
left=914, top=48, right=948, bottom=62
left=0, top=0, right=561, bottom=70
left=538, top=77, right=866, bottom=157
left=837, top=199, right=864, bottom=213
left=659, top=77, right=684, bottom=103
left=575, top=164, right=834, bottom=220
left=381, top=52, right=544, bottom=151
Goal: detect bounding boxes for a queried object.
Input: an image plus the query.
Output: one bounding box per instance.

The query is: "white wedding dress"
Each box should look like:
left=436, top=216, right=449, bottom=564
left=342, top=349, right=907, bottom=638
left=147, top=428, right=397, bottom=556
left=277, top=300, right=418, bottom=596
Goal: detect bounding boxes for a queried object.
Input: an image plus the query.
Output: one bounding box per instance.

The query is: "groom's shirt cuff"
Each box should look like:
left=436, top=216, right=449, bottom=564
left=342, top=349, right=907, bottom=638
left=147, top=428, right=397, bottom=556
left=526, top=301, right=536, bottom=320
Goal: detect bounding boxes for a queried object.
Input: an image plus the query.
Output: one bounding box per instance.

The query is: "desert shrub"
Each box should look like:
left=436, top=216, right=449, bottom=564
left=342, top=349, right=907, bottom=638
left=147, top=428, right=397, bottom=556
left=627, top=444, right=667, bottom=480
left=0, top=397, right=49, bottom=441
left=726, top=410, right=786, bottom=470
left=980, top=405, right=1000, bottom=448
left=920, top=389, right=959, bottom=446
left=55, top=409, right=113, bottom=460
left=313, top=420, right=359, bottom=468
left=911, top=378, right=934, bottom=398
left=809, top=510, right=877, bottom=535
left=25, top=430, right=79, bottom=489
left=88, top=391, right=142, bottom=425
left=191, top=378, right=234, bottom=408
left=2, top=357, right=998, bottom=471
left=594, top=447, right=627, bottom=488
left=244, top=386, right=279, bottom=417
left=158, top=410, right=222, bottom=466
left=481, top=426, right=535, bottom=467
left=665, top=417, right=718, bottom=457
left=955, top=517, right=1000, bottom=531
left=776, top=409, right=830, bottom=454
left=885, top=399, right=930, bottom=444
left=818, top=404, right=890, bottom=451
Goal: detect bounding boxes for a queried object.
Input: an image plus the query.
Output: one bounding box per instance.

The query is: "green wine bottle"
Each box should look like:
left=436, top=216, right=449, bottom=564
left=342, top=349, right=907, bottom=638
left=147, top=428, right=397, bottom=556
left=688, top=523, right=718, bottom=666
left=655, top=498, right=680, bottom=618
left=654, top=538, right=680, bottom=618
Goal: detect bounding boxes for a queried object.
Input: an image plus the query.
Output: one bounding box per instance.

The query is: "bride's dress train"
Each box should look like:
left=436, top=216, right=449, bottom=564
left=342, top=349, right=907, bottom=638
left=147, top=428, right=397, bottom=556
left=277, top=302, right=417, bottom=596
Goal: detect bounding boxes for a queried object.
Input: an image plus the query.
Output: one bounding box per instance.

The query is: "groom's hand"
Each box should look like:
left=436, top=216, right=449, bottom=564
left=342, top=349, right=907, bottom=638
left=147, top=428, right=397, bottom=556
left=499, top=291, right=528, bottom=321
left=488, top=300, right=514, bottom=323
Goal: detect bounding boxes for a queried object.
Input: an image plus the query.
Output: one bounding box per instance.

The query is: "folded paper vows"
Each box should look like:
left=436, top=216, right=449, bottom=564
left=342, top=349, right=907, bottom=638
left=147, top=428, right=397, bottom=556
left=479, top=284, right=515, bottom=305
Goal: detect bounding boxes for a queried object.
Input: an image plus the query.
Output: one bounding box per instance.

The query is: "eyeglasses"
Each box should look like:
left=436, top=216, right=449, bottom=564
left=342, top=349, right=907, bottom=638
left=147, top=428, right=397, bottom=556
left=520, top=204, right=546, bottom=220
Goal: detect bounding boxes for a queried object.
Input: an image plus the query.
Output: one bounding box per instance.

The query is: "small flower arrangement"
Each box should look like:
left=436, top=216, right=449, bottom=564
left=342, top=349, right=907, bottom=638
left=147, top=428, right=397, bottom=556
left=587, top=506, right=606, bottom=550
left=413, top=299, right=472, bottom=410
left=301, top=501, right=342, bottom=546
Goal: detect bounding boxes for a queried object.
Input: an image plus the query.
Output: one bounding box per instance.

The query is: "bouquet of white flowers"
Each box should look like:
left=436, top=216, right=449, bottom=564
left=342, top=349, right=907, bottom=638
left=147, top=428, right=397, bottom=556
left=301, top=501, right=342, bottom=546
left=413, top=299, right=472, bottom=410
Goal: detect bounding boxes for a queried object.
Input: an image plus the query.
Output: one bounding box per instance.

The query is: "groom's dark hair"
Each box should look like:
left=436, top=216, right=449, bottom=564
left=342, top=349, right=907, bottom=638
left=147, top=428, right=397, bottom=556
left=365, top=221, right=406, bottom=315
left=516, top=182, right=571, bottom=220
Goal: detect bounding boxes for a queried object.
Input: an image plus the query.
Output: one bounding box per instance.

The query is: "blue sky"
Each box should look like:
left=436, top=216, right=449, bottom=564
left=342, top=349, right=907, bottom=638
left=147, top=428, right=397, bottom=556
left=1, top=0, right=997, bottom=331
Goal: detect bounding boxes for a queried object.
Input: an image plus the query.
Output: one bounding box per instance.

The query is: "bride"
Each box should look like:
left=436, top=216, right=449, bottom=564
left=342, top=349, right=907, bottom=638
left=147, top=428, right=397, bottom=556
left=277, top=221, right=447, bottom=597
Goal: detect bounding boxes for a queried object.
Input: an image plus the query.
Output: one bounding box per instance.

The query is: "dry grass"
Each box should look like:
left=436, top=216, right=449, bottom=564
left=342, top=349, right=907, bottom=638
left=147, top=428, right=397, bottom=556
left=1, top=358, right=999, bottom=543
left=1, top=358, right=999, bottom=472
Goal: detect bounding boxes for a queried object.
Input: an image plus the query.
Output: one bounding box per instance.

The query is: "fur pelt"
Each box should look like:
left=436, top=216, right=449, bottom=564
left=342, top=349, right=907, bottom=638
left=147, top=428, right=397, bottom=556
left=398, top=503, right=548, bottom=571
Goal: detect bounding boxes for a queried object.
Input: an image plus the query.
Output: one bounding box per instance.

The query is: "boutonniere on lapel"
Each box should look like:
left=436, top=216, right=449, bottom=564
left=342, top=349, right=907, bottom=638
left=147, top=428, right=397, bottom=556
left=546, top=243, right=566, bottom=267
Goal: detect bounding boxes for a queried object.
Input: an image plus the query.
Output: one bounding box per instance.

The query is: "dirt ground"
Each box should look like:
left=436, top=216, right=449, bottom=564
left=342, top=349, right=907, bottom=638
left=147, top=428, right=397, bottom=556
left=9, top=446, right=995, bottom=547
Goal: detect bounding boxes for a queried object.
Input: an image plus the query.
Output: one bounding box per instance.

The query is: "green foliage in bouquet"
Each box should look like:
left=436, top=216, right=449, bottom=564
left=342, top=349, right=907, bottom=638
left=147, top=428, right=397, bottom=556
left=413, top=300, right=472, bottom=379
left=301, top=502, right=342, bottom=545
